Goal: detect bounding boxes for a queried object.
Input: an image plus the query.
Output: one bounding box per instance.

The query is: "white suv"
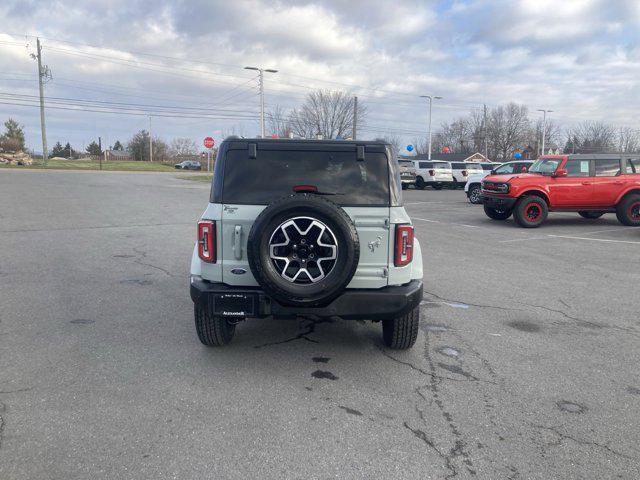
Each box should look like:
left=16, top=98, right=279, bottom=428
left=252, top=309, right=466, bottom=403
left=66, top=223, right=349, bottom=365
left=450, top=161, right=484, bottom=188
left=410, top=160, right=453, bottom=190
left=190, top=139, right=424, bottom=349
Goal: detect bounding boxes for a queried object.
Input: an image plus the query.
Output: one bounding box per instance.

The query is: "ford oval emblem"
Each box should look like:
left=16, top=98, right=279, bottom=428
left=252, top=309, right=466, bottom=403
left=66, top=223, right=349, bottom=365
left=231, top=268, right=247, bottom=275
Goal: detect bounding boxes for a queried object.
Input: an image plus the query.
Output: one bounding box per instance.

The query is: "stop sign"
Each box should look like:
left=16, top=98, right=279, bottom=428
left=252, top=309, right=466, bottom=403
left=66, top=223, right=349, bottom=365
left=203, top=137, right=215, bottom=149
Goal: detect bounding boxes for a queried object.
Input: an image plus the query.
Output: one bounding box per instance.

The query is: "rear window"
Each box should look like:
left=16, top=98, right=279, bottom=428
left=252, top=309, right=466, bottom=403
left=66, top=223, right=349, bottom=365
left=398, top=160, right=413, bottom=167
left=627, top=158, right=640, bottom=174
left=221, top=149, right=390, bottom=206
left=433, top=162, right=450, bottom=169
left=451, top=162, right=466, bottom=169
left=482, top=164, right=494, bottom=171
left=466, top=163, right=483, bottom=170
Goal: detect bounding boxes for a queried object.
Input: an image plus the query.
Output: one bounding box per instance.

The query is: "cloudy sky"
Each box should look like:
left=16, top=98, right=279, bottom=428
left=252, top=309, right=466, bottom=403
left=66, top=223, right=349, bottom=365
left=0, top=0, right=638, bottom=153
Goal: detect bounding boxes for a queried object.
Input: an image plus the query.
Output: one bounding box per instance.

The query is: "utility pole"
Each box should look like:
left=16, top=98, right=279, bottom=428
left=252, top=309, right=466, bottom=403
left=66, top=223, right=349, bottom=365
left=244, top=66, right=278, bottom=138
left=537, top=109, right=553, bottom=157
left=420, top=95, right=442, bottom=160
left=483, top=104, right=488, bottom=159
left=98, top=136, right=102, bottom=170
left=33, top=38, right=51, bottom=165
left=352, top=96, right=358, bottom=140
left=149, top=115, right=153, bottom=162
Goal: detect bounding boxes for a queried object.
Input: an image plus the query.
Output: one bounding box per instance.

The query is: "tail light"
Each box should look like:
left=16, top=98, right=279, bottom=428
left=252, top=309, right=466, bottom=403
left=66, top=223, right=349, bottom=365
left=462, top=170, right=468, bottom=176
left=197, top=220, right=216, bottom=263
left=428, top=169, right=435, bottom=176
left=394, top=224, right=414, bottom=267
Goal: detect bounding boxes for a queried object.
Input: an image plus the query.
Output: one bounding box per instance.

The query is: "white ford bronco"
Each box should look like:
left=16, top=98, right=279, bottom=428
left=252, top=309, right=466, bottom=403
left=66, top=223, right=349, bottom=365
left=190, top=138, right=423, bottom=349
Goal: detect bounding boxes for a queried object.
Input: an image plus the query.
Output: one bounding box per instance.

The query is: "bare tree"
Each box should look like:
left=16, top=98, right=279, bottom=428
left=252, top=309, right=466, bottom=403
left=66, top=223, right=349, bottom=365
left=564, top=121, right=617, bottom=153
left=266, top=105, right=292, bottom=138
left=617, top=127, right=640, bottom=153
left=487, top=103, right=531, bottom=161
left=375, top=135, right=402, bottom=158
left=170, top=137, right=198, bottom=156
left=529, top=118, right=562, bottom=155
left=289, top=89, right=365, bottom=139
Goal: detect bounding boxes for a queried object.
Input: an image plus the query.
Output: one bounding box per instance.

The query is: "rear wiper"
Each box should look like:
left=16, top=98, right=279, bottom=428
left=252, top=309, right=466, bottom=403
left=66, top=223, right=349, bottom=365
left=292, top=185, right=343, bottom=195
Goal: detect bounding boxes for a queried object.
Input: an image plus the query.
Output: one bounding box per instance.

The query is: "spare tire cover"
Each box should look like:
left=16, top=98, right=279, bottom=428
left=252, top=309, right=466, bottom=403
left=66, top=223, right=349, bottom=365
left=247, top=193, right=360, bottom=307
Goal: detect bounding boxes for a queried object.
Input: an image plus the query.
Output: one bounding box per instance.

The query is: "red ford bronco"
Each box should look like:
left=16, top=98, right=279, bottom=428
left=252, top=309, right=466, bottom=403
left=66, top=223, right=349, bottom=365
left=481, top=154, right=640, bottom=228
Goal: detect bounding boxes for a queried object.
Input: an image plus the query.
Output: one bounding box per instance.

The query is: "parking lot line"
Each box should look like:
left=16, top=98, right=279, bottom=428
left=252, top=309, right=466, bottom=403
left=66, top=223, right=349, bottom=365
left=411, top=217, right=441, bottom=223
left=546, top=234, right=640, bottom=245
left=498, top=236, right=549, bottom=243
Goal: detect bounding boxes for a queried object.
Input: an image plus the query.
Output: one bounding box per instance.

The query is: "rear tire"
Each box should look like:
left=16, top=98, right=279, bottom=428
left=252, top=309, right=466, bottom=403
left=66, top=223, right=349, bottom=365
left=468, top=185, right=482, bottom=204
left=483, top=204, right=512, bottom=220
left=579, top=211, right=604, bottom=219
left=194, top=301, right=236, bottom=346
left=416, top=177, right=426, bottom=190
left=616, top=194, right=640, bottom=226
left=513, top=195, right=548, bottom=228
left=401, top=183, right=408, bottom=190
left=382, top=306, right=420, bottom=350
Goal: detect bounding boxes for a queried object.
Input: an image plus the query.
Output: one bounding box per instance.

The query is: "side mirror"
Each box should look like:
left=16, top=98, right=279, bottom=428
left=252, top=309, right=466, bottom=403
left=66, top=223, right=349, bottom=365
left=554, top=169, right=568, bottom=178
left=490, top=169, right=496, bottom=175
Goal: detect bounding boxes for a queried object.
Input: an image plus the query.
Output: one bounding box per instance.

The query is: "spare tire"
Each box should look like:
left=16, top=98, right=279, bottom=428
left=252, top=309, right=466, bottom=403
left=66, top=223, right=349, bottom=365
left=247, top=193, right=360, bottom=307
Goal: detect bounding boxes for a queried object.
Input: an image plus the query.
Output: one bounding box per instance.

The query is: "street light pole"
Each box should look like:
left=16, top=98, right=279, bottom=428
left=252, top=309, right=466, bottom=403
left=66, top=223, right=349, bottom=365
left=537, top=109, right=553, bottom=157
left=245, top=66, right=278, bottom=138
left=420, top=95, right=442, bottom=160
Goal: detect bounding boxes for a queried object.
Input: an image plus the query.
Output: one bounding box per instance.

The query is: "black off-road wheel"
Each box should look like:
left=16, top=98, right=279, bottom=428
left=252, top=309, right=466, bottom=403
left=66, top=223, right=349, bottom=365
left=382, top=306, right=420, bottom=350
left=579, top=211, right=604, bottom=219
left=194, top=300, right=236, bottom=346
left=416, top=176, right=426, bottom=190
left=468, top=184, right=482, bottom=204
left=616, top=194, right=640, bottom=226
left=484, top=204, right=512, bottom=220
left=513, top=195, right=548, bottom=228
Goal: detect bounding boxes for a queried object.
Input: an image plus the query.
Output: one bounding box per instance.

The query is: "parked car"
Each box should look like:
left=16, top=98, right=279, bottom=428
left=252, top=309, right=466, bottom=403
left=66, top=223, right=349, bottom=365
left=398, top=159, right=417, bottom=189
left=482, top=154, right=640, bottom=228
left=190, top=139, right=424, bottom=349
left=465, top=160, right=533, bottom=204
left=410, top=160, right=454, bottom=189
left=175, top=161, right=202, bottom=170
left=450, top=161, right=484, bottom=188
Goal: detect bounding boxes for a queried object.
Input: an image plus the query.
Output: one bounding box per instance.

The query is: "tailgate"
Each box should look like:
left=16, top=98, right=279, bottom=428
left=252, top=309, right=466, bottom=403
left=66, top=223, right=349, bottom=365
left=343, top=207, right=389, bottom=289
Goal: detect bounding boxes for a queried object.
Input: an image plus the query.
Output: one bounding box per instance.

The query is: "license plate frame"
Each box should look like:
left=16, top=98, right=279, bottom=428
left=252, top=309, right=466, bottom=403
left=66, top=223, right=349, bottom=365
left=212, top=293, right=256, bottom=317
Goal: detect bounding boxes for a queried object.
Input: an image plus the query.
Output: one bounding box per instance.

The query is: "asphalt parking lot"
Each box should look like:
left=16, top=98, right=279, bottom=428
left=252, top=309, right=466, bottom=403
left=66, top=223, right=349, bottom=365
left=1, top=170, right=639, bottom=480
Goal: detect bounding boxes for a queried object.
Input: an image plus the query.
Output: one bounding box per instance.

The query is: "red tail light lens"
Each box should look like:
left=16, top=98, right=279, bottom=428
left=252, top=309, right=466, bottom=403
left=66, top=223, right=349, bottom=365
left=428, top=169, right=435, bottom=176
left=394, top=224, right=414, bottom=267
left=197, top=220, right=216, bottom=263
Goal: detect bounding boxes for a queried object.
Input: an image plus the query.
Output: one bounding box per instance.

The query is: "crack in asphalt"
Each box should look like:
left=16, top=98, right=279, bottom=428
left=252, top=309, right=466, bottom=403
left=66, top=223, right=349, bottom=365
left=0, top=387, right=33, bottom=394
left=531, top=424, right=635, bottom=462
left=132, top=247, right=175, bottom=277
left=0, top=400, right=5, bottom=452
left=423, top=289, right=523, bottom=313
left=376, top=345, right=479, bottom=383
left=253, top=317, right=330, bottom=348
left=403, top=421, right=460, bottom=479
left=518, top=301, right=640, bottom=337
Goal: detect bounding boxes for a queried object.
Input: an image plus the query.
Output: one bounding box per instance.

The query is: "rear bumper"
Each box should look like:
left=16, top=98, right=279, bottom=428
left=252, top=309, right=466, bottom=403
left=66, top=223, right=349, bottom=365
left=482, top=193, right=518, bottom=210
left=190, top=276, right=423, bottom=320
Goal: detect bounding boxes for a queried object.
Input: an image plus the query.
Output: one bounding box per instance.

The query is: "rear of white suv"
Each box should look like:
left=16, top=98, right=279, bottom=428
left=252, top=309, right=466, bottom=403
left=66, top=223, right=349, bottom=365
left=190, top=139, right=423, bottom=349
left=413, top=160, right=453, bottom=190
left=451, top=162, right=484, bottom=188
